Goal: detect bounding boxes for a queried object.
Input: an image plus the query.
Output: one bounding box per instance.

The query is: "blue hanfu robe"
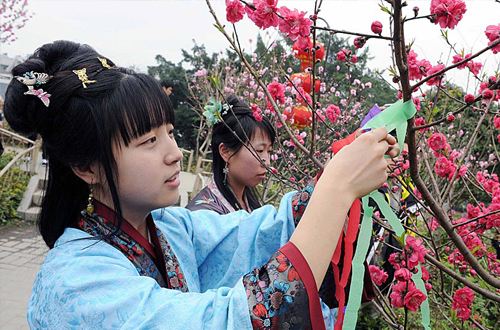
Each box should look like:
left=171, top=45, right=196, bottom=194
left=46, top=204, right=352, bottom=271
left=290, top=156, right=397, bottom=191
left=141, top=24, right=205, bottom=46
left=27, top=192, right=336, bottom=329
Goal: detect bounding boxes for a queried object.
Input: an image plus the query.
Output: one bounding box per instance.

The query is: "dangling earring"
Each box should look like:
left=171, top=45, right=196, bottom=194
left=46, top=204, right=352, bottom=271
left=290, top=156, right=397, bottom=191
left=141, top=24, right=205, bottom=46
left=223, top=163, right=229, bottom=185
left=86, top=185, right=95, bottom=215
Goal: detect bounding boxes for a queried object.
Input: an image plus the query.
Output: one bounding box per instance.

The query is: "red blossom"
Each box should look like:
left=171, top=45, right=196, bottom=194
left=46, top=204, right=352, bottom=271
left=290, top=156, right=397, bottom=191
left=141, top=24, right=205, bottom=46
left=404, top=286, right=427, bottom=312
left=482, top=88, right=494, bottom=99
left=278, top=6, right=312, bottom=41
left=407, top=50, right=432, bottom=81
left=430, top=0, right=467, bottom=29
left=325, top=104, right=340, bottom=123
left=394, top=268, right=412, bottom=281
left=426, top=64, right=445, bottom=86
left=452, top=287, right=475, bottom=320
left=464, top=93, right=475, bottom=103
left=405, top=236, right=427, bottom=269
left=336, top=49, right=347, bottom=62
left=226, top=0, right=245, bottom=23
left=267, top=81, right=286, bottom=104
left=485, top=24, right=500, bottom=54
left=371, top=21, right=383, bottom=34
left=246, top=0, right=279, bottom=29
left=427, top=132, right=448, bottom=151
left=494, top=116, right=500, bottom=129
left=353, top=37, right=366, bottom=49
left=369, top=265, right=388, bottom=286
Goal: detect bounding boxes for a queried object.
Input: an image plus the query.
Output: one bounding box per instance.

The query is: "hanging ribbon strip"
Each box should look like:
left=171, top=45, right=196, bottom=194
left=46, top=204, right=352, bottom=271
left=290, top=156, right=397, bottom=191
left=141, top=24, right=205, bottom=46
left=330, top=100, right=429, bottom=329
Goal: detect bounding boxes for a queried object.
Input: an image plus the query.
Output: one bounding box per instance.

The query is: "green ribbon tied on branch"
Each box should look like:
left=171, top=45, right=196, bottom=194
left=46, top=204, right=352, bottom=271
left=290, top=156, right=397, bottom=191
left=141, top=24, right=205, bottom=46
left=342, top=100, right=430, bottom=330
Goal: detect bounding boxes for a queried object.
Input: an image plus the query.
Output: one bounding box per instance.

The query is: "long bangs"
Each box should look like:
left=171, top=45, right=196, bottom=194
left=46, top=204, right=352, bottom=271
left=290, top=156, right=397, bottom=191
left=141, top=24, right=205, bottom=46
left=106, top=73, right=174, bottom=147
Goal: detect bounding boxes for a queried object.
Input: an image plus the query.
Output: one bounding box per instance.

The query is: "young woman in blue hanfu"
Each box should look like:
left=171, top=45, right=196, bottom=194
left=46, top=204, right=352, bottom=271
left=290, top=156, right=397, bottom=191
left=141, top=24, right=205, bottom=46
left=4, top=40, right=397, bottom=329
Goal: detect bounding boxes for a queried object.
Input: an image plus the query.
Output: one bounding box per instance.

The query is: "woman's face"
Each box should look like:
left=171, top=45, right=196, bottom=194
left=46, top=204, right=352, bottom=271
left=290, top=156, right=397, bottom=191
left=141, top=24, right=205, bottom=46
left=105, top=123, right=182, bottom=218
left=226, top=128, right=273, bottom=189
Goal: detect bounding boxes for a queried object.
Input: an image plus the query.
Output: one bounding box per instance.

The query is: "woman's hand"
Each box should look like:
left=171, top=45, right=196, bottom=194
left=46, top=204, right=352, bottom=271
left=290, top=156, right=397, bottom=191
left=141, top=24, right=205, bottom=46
left=323, top=127, right=396, bottom=202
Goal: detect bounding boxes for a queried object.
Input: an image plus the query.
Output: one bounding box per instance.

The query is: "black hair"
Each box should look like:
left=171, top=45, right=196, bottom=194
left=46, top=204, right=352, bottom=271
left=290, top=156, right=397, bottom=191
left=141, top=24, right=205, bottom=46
left=4, top=40, right=174, bottom=248
left=160, top=80, right=174, bottom=89
left=211, top=95, right=276, bottom=211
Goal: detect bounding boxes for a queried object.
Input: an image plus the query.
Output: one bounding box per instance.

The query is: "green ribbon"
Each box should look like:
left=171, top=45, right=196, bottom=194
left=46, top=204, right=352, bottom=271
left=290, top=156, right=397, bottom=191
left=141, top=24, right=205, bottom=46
left=342, top=100, right=430, bottom=330
left=361, top=100, right=417, bottom=154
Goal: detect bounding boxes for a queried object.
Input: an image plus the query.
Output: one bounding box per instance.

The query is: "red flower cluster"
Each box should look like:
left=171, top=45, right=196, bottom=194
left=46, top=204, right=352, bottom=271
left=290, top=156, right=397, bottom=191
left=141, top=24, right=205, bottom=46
left=226, top=0, right=312, bottom=41
left=451, top=287, right=475, bottom=320
left=267, top=81, right=286, bottom=104
left=427, top=132, right=448, bottom=152
left=389, top=280, right=427, bottom=312
left=452, top=53, right=482, bottom=76
left=407, top=50, right=432, bottom=81
left=430, top=0, right=467, bottom=29
left=325, top=104, right=340, bottom=124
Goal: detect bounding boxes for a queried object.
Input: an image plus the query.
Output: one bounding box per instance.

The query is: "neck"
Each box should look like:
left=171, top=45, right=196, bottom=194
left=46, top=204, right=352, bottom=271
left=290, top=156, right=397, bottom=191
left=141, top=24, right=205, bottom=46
left=226, top=177, right=247, bottom=210
left=94, top=194, right=149, bottom=239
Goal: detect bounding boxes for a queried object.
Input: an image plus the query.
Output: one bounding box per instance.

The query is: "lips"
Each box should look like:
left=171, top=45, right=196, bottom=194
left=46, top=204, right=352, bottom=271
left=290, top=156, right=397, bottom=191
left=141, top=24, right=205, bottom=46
left=165, top=171, right=180, bottom=183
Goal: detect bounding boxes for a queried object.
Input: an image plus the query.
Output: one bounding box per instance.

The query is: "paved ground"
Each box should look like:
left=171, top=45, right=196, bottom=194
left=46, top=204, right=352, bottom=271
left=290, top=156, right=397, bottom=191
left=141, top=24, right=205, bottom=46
left=0, top=223, right=47, bottom=329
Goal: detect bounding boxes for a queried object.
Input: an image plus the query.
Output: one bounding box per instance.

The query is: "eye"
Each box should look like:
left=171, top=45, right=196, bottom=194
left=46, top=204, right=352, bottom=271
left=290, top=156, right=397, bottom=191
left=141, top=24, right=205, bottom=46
left=142, top=136, right=157, bottom=145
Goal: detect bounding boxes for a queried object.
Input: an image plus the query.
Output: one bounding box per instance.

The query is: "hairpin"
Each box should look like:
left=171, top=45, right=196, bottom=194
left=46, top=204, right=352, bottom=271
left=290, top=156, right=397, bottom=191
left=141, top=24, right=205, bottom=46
left=72, top=68, right=96, bottom=88
left=202, top=99, right=233, bottom=126
left=97, top=57, right=112, bottom=69
left=14, top=71, right=52, bottom=107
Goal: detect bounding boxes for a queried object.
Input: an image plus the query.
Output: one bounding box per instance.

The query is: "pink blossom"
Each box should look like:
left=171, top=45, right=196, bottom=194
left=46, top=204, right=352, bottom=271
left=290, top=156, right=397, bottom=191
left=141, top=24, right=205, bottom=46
left=404, top=286, right=427, bottom=312
left=226, top=0, right=245, bottom=23
left=485, top=24, right=500, bottom=54
left=325, top=104, right=340, bottom=123
left=427, top=132, right=448, bottom=151
left=371, top=21, right=383, bottom=34
left=369, top=265, right=388, bottom=286
left=426, top=64, right=445, bottom=86
left=389, top=252, right=405, bottom=270
left=194, top=68, right=207, bottom=77
left=278, top=7, right=312, bottom=41
left=250, top=103, right=263, bottom=122
left=389, top=281, right=407, bottom=308
left=350, top=55, right=358, bottom=64
left=405, top=236, right=427, bottom=269
left=430, top=0, right=467, bottom=29
left=247, top=0, right=279, bottom=29
left=267, top=81, right=285, bottom=104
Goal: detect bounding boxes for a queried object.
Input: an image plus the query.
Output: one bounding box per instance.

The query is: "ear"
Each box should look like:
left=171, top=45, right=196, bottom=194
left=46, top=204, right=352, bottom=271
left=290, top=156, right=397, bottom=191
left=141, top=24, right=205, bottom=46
left=218, top=143, right=233, bottom=163
left=71, top=163, right=102, bottom=185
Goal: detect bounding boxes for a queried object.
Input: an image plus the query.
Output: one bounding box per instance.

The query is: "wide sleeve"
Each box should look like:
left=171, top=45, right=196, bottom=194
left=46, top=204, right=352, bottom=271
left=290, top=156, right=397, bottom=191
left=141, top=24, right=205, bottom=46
left=28, top=232, right=334, bottom=330
left=155, top=192, right=298, bottom=291
left=28, top=235, right=253, bottom=330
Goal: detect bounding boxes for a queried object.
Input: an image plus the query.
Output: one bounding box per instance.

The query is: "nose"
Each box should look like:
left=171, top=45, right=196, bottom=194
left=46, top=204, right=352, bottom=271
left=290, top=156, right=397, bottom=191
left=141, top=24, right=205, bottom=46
left=164, top=134, right=182, bottom=166
left=261, top=153, right=271, bottom=167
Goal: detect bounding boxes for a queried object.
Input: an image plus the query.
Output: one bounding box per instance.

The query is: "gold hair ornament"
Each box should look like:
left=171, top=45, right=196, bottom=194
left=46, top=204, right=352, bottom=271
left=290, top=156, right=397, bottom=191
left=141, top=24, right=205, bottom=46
left=97, top=57, right=112, bottom=69
left=72, top=68, right=96, bottom=88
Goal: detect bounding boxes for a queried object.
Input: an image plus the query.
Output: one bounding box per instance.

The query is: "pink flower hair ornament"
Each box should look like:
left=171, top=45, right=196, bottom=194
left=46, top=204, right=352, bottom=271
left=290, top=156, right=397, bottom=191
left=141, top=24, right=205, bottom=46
left=14, top=71, right=52, bottom=108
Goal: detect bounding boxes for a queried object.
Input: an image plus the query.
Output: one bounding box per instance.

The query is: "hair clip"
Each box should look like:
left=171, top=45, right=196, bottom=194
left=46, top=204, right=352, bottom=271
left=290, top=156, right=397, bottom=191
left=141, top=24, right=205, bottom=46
left=72, top=68, right=96, bottom=88
left=14, top=71, right=52, bottom=108
left=97, top=57, right=112, bottom=69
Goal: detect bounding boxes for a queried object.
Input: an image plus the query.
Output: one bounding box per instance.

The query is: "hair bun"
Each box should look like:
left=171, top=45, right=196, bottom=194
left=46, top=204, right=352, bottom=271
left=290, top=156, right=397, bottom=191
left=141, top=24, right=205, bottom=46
left=4, top=41, right=94, bottom=136
left=224, top=94, right=251, bottom=115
